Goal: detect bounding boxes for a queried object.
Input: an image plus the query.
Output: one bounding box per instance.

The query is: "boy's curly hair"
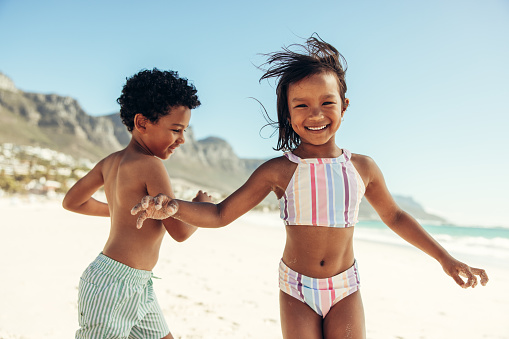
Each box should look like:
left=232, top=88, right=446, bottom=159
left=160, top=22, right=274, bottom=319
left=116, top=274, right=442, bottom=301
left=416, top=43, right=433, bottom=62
left=259, top=35, right=348, bottom=152
left=117, top=68, right=201, bottom=132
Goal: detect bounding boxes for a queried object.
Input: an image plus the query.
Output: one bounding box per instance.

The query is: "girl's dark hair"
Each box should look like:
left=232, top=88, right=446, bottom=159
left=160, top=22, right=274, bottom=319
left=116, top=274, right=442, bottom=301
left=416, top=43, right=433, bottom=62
left=117, top=68, right=200, bottom=132
left=259, top=35, right=348, bottom=152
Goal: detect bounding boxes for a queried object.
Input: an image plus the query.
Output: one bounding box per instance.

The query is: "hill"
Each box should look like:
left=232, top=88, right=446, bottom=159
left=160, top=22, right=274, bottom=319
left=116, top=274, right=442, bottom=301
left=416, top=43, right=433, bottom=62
left=0, top=72, right=262, bottom=193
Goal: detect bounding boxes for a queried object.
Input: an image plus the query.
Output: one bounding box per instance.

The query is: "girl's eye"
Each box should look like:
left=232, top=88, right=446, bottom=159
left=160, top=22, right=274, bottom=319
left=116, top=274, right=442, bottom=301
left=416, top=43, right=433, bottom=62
left=294, top=104, right=307, bottom=108
left=172, top=129, right=182, bottom=133
left=323, top=102, right=335, bottom=105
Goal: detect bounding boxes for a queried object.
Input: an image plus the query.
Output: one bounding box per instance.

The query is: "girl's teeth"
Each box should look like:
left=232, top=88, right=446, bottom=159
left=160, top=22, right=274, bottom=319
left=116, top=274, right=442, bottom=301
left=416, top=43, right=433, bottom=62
left=307, top=125, right=327, bottom=131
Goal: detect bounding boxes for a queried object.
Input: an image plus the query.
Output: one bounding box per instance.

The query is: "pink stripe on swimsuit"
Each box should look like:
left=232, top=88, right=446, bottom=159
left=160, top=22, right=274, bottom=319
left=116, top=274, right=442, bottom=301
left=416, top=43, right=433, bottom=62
left=278, top=259, right=360, bottom=318
left=279, top=149, right=365, bottom=228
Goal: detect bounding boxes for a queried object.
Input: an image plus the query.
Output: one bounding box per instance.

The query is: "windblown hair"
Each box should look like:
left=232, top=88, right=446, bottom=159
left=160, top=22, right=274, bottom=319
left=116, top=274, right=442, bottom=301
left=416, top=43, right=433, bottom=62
left=117, top=68, right=200, bottom=132
left=259, top=35, right=348, bottom=151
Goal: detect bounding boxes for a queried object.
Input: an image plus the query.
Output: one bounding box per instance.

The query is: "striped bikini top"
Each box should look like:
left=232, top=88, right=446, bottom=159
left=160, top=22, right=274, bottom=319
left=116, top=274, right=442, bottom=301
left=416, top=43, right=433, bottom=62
left=278, top=149, right=366, bottom=228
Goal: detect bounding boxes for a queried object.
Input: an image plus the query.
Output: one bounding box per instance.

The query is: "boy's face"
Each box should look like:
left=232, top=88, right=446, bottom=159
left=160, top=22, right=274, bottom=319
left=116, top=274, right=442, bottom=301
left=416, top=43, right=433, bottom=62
left=144, top=106, right=191, bottom=160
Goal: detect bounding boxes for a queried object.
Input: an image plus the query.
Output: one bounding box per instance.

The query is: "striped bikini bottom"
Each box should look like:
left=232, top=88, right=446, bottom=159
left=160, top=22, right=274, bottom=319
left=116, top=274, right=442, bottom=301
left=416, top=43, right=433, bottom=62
left=278, top=259, right=360, bottom=318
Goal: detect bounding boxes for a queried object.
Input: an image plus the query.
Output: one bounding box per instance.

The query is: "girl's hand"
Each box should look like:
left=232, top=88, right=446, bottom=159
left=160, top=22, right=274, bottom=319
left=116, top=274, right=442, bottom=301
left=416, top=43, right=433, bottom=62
left=131, top=194, right=178, bottom=229
left=441, top=257, right=489, bottom=288
left=192, top=190, right=213, bottom=203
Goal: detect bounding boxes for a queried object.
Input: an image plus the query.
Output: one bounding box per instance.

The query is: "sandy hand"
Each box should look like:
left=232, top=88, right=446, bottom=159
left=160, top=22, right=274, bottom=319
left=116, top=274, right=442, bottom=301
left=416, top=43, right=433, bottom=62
left=442, top=258, right=489, bottom=288
left=131, top=194, right=178, bottom=229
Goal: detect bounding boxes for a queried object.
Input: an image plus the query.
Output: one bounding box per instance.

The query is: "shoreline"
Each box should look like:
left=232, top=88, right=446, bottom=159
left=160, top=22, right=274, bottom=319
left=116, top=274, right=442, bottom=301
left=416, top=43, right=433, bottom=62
left=0, top=201, right=507, bottom=338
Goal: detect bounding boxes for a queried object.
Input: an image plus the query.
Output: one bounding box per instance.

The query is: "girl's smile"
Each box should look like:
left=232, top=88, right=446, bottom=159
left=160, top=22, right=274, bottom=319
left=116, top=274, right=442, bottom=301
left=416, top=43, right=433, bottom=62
left=305, top=124, right=330, bottom=131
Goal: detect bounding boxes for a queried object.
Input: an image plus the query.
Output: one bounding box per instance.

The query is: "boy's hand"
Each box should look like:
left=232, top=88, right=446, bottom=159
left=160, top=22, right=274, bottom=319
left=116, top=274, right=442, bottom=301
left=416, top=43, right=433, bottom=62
left=441, top=257, right=489, bottom=288
left=192, top=190, right=213, bottom=203
left=131, top=194, right=178, bottom=229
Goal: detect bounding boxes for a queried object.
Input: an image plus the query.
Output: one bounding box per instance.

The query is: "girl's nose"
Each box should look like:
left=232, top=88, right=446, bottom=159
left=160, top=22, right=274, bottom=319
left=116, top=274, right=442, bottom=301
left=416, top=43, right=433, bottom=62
left=310, top=107, right=324, bottom=118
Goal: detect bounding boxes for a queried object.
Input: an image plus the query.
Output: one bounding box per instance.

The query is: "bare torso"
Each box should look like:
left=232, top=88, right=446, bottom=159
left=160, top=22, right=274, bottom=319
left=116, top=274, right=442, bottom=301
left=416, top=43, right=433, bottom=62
left=274, top=152, right=368, bottom=278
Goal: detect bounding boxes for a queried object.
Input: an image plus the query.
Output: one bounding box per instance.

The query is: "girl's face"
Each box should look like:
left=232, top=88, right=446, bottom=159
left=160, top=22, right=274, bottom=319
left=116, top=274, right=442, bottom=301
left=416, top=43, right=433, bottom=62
left=287, top=72, right=346, bottom=151
left=143, top=106, right=191, bottom=160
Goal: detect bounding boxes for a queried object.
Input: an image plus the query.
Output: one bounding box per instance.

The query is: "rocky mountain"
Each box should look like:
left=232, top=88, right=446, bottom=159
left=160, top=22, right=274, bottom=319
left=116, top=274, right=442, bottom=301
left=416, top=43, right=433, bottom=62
left=0, top=72, right=263, bottom=193
left=0, top=72, right=446, bottom=222
left=0, top=73, right=122, bottom=161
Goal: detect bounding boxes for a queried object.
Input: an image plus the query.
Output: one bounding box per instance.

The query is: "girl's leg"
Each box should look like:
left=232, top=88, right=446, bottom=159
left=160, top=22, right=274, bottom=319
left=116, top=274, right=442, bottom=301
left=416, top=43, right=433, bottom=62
left=323, top=290, right=366, bottom=339
left=279, top=291, right=323, bottom=339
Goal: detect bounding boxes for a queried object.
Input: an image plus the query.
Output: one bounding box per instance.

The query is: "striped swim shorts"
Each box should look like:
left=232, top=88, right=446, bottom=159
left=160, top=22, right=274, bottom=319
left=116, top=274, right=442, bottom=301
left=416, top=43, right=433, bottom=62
left=279, top=259, right=360, bottom=318
left=75, top=253, right=170, bottom=339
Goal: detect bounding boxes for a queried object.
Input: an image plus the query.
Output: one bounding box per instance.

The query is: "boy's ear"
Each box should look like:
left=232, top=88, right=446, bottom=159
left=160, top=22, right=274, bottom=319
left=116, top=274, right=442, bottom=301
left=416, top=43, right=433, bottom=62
left=134, top=114, right=149, bottom=133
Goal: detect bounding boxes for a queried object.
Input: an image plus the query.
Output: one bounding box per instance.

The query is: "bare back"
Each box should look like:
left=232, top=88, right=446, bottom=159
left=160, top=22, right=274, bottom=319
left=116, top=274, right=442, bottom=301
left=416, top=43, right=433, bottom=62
left=101, top=148, right=169, bottom=270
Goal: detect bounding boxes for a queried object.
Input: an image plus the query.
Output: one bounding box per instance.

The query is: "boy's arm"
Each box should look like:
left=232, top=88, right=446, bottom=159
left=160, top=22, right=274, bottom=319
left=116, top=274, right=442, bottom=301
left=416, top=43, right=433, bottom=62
left=62, top=160, right=109, bottom=217
left=144, top=159, right=206, bottom=242
left=361, top=155, right=489, bottom=288
left=133, top=158, right=279, bottom=229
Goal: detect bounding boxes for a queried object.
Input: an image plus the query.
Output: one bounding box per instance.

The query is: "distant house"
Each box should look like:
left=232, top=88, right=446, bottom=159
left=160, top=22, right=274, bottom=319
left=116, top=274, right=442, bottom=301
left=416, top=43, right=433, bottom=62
left=43, top=180, right=61, bottom=197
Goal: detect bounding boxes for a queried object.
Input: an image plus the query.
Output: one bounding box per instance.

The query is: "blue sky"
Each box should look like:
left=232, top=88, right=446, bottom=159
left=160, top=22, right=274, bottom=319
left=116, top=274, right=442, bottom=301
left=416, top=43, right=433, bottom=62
left=1, top=0, right=508, bottom=226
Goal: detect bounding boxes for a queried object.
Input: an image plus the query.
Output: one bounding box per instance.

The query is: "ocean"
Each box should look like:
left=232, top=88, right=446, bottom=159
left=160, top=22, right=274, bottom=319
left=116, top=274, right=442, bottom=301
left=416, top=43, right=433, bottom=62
left=355, top=220, right=509, bottom=269
left=243, top=212, right=509, bottom=270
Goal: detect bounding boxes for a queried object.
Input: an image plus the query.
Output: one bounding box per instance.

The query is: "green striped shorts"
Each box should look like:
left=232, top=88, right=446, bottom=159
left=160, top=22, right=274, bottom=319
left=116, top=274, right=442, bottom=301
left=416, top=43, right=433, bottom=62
left=75, top=253, right=170, bottom=339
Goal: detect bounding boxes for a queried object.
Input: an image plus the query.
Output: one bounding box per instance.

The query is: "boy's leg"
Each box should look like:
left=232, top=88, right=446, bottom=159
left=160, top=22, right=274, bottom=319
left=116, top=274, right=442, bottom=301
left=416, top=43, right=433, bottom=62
left=75, top=273, right=137, bottom=339
left=129, top=309, right=172, bottom=339
left=279, top=291, right=323, bottom=339
left=323, top=290, right=366, bottom=339
left=129, top=281, right=171, bottom=339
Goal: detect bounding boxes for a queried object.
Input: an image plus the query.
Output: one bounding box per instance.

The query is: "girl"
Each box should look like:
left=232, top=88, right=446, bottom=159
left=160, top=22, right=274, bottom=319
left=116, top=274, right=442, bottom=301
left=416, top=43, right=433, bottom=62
left=131, top=37, right=488, bottom=339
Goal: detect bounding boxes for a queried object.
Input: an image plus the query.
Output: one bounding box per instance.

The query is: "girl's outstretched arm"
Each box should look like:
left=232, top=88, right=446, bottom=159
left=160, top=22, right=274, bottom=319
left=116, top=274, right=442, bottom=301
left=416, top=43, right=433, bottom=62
left=132, top=158, right=284, bottom=229
left=359, top=155, right=488, bottom=288
left=62, top=159, right=109, bottom=217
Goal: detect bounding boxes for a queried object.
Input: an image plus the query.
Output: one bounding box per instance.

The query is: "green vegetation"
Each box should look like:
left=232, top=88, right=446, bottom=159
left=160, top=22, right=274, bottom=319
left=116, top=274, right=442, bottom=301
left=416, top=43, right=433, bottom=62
left=0, top=171, right=24, bottom=193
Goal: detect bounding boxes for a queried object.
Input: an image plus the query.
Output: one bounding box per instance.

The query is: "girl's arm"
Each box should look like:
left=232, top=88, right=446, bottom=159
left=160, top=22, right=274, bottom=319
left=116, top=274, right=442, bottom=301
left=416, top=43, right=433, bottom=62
left=361, top=155, right=488, bottom=288
left=62, top=160, right=109, bottom=217
left=132, top=158, right=281, bottom=229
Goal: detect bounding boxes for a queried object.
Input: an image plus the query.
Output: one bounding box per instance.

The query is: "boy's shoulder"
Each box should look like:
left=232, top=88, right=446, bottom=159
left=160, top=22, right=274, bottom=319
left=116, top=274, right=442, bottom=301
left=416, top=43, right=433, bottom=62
left=122, top=150, right=165, bottom=173
left=100, top=148, right=167, bottom=179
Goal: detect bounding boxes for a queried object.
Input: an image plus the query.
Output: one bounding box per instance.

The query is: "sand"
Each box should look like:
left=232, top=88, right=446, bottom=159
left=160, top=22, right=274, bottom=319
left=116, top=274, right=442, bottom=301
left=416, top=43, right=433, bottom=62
left=0, top=199, right=507, bottom=338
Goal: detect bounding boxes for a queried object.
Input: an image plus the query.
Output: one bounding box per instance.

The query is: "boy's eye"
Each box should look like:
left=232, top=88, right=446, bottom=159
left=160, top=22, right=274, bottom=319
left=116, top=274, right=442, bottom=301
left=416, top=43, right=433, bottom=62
left=323, top=102, right=335, bottom=105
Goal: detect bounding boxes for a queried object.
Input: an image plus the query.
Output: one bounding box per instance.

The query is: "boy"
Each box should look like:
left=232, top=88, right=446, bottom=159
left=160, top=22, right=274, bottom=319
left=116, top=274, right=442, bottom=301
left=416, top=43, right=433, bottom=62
left=63, top=68, right=209, bottom=339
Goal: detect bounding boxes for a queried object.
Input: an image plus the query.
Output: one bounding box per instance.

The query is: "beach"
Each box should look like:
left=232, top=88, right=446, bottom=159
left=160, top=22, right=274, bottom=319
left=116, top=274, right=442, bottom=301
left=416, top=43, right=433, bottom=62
left=0, top=199, right=507, bottom=339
